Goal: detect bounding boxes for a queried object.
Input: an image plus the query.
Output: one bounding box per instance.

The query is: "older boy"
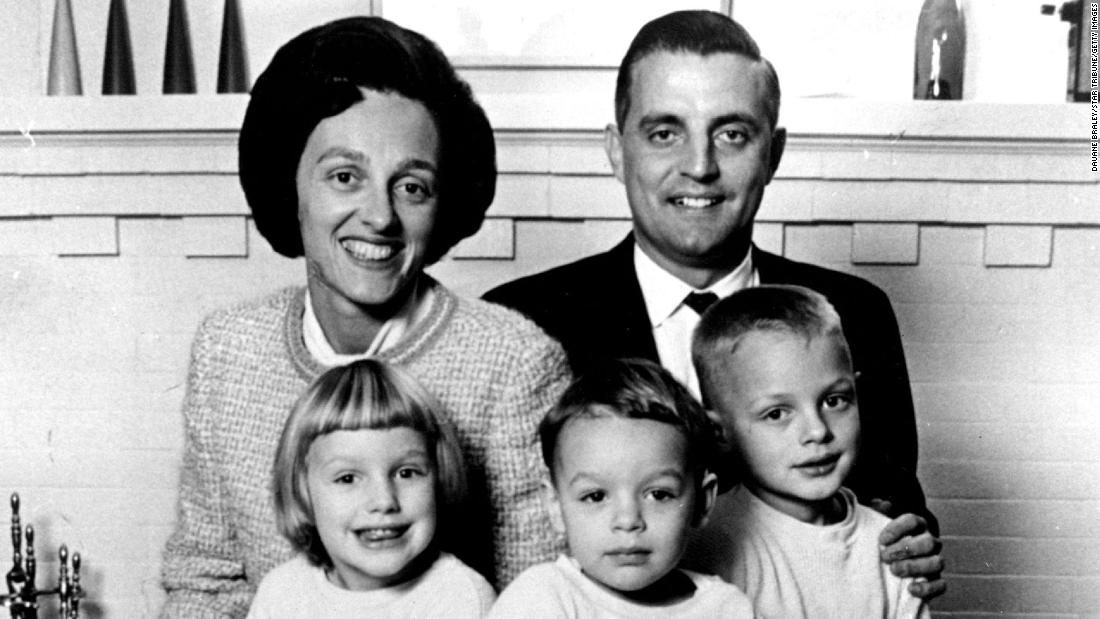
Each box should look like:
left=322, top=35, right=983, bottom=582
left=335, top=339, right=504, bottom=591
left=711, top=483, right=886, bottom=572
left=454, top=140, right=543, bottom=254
left=688, top=285, right=929, bottom=617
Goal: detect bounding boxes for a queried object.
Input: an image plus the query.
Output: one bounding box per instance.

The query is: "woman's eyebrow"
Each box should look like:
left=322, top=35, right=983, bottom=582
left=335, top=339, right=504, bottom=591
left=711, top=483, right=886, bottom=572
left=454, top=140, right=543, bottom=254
left=314, top=147, right=365, bottom=164
left=397, top=158, right=439, bottom=175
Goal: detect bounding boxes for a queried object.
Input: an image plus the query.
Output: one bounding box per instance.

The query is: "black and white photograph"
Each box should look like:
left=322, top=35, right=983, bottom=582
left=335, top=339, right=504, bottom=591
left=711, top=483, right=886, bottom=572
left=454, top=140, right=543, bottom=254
left=1, top=1, right=1097, bottom=616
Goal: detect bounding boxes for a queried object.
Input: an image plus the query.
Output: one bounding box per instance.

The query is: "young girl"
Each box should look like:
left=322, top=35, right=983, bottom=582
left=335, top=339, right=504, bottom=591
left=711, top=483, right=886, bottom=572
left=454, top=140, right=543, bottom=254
left=247, top=359, right=496, bottom=618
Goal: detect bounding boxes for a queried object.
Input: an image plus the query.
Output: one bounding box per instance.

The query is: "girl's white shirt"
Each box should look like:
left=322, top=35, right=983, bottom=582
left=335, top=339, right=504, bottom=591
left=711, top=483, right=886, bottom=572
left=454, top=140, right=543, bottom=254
left=247, top=551, right=495, bottom=618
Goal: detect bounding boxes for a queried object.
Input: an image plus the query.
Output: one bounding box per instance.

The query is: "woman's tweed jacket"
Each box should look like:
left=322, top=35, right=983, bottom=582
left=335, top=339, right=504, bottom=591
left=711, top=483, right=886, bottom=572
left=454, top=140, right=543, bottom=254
left=160, top=281, right=570, bottom=618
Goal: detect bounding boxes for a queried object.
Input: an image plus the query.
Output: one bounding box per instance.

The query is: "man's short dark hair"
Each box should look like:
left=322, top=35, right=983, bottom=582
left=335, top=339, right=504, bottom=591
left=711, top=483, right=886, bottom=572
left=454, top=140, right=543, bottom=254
left=239, top=16, right=496, bottom=264
left=614, top=10, right=781, bottom=131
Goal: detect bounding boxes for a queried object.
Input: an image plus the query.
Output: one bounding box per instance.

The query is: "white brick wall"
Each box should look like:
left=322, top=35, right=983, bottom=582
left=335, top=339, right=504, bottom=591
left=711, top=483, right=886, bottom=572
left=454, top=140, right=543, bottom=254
left=852, top=223, right=920, bottom=265
left=984, top=225, right=1054, bottom=267
left=1, top=2, right=1097, bottom=609
left=3, top=123, right=1095, bottom=617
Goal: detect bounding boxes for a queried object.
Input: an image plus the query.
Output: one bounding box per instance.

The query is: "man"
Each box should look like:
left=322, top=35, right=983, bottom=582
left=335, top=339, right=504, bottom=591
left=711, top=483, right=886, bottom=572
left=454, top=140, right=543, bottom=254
left=485, top=10, right=945, bottom=599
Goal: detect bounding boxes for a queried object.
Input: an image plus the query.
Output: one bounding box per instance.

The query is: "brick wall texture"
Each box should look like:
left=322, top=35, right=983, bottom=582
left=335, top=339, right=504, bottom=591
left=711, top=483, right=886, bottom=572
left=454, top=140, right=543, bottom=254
left=1, top=128, right=1097, bottom=617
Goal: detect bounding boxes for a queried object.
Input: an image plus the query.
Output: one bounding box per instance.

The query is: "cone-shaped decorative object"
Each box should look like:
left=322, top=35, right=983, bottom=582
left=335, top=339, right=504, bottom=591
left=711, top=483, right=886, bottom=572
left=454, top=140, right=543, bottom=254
left=163, top=0, right=196, bottom=93
left=216, top=0, right=249, bottom=93
left=47, top=0, right=82, bottom=95
left=102, top=0, right=136, bottom=94
left=913, top=0, right=966, bottom=100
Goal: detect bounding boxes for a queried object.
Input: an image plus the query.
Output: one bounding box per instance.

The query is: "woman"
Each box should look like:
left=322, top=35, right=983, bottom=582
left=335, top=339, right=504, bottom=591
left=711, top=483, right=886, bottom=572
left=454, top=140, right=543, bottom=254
left=160, top=17, right=569, bottom=618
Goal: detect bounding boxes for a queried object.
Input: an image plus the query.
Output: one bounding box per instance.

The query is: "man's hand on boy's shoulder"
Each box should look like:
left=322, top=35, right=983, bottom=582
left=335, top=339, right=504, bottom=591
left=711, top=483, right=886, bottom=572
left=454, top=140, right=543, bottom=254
left=871, top=499, right=947, bottom=601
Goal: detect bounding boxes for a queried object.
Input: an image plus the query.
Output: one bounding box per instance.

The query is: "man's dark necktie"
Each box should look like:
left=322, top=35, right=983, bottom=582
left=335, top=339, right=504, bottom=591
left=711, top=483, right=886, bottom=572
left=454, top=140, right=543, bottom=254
left=683, top=291, right=719, bottom=315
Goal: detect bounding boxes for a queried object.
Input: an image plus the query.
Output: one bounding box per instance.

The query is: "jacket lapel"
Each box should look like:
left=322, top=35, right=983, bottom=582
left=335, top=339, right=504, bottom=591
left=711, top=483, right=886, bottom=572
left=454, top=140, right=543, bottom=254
left=595, top=234, right=660, bottom=362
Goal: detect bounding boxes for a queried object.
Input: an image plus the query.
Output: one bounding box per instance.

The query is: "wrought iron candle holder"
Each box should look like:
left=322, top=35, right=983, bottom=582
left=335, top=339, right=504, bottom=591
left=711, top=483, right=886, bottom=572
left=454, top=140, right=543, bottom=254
left=2, top=494, right=84, bottom=618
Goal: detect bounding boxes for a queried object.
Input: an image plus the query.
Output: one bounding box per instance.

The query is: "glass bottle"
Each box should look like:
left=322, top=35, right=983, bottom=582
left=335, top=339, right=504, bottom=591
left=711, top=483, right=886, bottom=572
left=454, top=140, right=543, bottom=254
left=914, top=0, right=966, bottom=100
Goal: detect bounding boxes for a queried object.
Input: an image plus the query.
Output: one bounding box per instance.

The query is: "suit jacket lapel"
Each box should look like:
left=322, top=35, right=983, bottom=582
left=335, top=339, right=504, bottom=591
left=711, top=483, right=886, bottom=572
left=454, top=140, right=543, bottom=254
left=753, top=246, right=788, bottom=284
left=598, top=234, right=660, bottom=363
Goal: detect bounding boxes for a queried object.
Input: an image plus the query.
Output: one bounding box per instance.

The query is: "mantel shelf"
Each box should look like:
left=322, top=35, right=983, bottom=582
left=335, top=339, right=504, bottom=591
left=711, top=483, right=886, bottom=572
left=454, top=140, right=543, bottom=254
left=0, top=95, right=1092, bottom=143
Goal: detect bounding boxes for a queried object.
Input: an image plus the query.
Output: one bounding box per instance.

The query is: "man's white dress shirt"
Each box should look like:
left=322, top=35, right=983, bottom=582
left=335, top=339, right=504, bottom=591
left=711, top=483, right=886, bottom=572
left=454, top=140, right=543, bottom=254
left=633, top=245, right=758, bottom=399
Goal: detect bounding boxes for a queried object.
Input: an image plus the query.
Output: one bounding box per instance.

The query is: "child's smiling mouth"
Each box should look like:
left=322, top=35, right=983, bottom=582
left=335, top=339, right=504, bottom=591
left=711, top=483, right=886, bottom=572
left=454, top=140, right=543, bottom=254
left=355, top=525, right=409, bottom=544
left=793, top=452, right=841, bottom=476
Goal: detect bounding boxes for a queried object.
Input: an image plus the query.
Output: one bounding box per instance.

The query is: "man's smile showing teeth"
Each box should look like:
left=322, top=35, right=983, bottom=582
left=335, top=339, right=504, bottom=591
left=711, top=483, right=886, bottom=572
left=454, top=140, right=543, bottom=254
left=341, top=239, right=396, bottom=261
left=670, top=196, right=722, bottom=208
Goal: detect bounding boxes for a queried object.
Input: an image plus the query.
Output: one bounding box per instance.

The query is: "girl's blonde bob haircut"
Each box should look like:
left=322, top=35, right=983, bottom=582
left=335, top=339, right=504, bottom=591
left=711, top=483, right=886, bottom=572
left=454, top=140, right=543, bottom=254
left=272, top=358, right=468, bottom=567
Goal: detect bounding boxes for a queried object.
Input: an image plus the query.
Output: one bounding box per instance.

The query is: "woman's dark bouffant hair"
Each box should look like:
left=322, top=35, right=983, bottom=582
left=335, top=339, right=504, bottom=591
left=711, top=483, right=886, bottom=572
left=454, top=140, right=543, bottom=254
left=238, top=16, right=496, bottom=264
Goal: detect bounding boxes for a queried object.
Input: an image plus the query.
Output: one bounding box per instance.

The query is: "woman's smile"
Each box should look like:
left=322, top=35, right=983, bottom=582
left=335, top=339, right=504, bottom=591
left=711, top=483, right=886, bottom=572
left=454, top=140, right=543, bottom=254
left=340, top=238, right=400, bottom=263
left=296, top=89, right=441, bottom=329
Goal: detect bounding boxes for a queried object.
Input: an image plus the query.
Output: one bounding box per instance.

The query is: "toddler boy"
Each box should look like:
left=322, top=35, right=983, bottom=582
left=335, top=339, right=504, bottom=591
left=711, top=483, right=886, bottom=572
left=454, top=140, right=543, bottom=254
left=490, top=358, right=752, bottom=618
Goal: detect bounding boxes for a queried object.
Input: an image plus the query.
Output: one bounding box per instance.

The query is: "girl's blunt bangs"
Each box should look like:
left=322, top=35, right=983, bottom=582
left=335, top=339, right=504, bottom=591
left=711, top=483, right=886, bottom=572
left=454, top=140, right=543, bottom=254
left=274, top=359, right=470, bottom=564
left=307, top=361, right=439, bottom=437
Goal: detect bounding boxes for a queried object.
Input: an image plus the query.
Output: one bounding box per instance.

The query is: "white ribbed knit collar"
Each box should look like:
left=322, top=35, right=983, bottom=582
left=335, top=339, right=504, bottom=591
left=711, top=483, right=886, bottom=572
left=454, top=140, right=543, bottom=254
left=302, top=281, right=435, bottom=366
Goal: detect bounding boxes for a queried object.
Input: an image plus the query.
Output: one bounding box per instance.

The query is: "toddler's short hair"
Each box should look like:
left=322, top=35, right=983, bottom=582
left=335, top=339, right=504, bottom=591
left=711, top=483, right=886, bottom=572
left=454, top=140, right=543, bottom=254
left=539, top=358, right=722, bottom=487
left=272, top=359, right=467, bottom=567
left=692, top=284, right=848, bottom=399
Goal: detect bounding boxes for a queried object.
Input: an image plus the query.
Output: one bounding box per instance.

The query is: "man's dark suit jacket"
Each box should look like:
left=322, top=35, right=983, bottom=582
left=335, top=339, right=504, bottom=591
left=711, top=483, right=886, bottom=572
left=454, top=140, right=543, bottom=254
left=484, top=234, right=935, bottom=531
